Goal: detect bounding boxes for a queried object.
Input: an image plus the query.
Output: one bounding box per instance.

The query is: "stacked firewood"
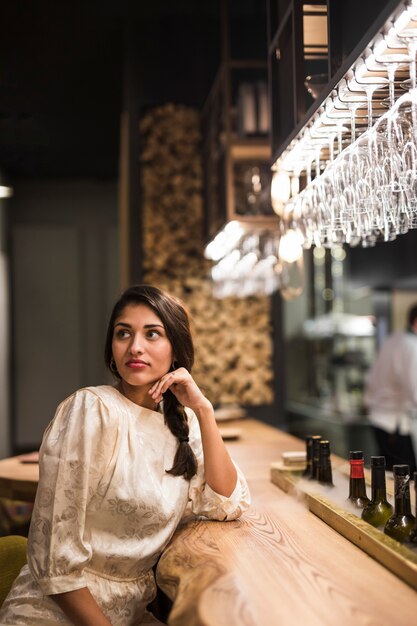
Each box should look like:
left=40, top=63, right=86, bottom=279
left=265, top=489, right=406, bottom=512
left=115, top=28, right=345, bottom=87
left=140, top=104, right=274, bottom=406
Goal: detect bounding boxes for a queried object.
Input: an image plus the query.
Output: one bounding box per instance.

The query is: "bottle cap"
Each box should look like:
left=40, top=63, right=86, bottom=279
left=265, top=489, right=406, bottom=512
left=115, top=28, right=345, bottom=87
left=312, top=437, right=321, bottom=451
left=370, top=456, right=385, bottom=467
left=393, top=464, right=409, bottom=476
left=319, top=440, right=330, bottom=449
left=349, top=451, right=363, bottom=460
left=305, top=435, right=320, bottom=445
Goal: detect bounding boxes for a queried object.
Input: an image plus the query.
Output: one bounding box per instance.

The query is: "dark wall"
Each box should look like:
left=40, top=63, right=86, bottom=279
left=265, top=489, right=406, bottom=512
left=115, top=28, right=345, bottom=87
left=346, top=229, right=417, bottom=290
left=10, top=180, right=119, bottom=451
left=328, top=0, right=399, bottom=77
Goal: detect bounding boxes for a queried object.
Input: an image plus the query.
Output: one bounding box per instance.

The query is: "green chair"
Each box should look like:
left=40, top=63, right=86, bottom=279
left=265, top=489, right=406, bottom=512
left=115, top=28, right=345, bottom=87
left=0, top=535, right=27, bottom=607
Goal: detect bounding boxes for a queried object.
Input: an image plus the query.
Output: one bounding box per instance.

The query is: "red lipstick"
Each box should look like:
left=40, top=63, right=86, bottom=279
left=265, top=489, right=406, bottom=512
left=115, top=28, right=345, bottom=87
left=126, top=359, right=149, bottom=369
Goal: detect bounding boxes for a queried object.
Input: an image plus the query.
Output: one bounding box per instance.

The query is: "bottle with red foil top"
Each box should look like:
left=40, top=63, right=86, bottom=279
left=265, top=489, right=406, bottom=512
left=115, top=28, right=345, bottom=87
left=348, top=451, right=370, bottom=509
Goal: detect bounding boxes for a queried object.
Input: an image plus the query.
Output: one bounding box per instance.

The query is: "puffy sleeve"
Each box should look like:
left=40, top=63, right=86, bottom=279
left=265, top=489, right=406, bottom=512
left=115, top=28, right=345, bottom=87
left=27, top=388, right=118, bottom=595
left=186, top=409, right=251, bottom=521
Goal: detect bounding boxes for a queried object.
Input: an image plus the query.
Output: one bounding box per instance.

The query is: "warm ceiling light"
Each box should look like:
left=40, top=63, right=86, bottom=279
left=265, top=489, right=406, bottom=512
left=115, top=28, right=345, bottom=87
left=271, top=170, right=291, bottom=215
left=279, top=229, right=304, bottom=263
left=204, top=220, right=244, bottom=261
left=0, top=186, right=13, bottom=198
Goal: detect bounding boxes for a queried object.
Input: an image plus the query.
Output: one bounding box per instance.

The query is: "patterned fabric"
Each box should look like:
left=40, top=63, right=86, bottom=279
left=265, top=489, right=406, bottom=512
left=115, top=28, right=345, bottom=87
left=0, top=386, right=250, bottom=625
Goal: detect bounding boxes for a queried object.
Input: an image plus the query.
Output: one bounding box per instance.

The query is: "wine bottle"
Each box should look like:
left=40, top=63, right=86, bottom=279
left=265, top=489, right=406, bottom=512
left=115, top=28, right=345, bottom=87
left=361, top=456, right=393, bottom=528
left=318, top=440, right=333, bottom=486
left=347, top=451, right=370, bottom=509
left=384, top=465, right=415, bottom=543
left=407, top=472, right=417, bottom=545
left=310, top=435, right=322, bottom=481
left=303, top=435, right=321, bottom=478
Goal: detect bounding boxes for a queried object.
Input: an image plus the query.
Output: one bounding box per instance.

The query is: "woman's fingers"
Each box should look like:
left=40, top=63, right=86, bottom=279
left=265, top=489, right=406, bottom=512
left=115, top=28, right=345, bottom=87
left=148, top=367, right=208, bottom=410
left=149, top=368, right=189, bottom=401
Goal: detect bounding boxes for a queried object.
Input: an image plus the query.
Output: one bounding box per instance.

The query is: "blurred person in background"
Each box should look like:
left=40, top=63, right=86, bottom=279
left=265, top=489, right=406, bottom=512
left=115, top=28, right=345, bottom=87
left=364, top=303, right=417, bottom=474
left=0, top=285, right=250, bottom=626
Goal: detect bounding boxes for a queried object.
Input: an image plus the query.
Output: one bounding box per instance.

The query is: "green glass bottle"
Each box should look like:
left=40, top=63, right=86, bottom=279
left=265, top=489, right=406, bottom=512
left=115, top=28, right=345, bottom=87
left=347, top=451, right=370, bottom=509
left=384, top=465, right=415, bottom=543
left=407, top=472, right=417, bottom=545
left=303, top=435, right=321, bottom=478
left=318, top=440, right=333, bottom=486
left=361, top=456, right=393, bottom=528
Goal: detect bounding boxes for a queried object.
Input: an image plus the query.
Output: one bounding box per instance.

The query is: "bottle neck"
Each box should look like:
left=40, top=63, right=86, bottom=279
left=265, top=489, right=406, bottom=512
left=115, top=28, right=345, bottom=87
left=318, top=451, right=333, bottom=484
left=349, top=459, right=367, bottom=498
left=415, top=485, right=417, bottom=528
left=311, top=443, right=321, bottom=478
left=350, top=458, right=365, bottom=479
left=371, top=465, right=387, bottom=502
left=394, top=474, right=412, bottom=516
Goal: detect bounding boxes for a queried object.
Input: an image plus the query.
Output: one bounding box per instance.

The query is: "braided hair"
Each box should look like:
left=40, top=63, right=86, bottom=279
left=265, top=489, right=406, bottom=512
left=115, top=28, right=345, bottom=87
left=104, top=284, right=198, bottom=480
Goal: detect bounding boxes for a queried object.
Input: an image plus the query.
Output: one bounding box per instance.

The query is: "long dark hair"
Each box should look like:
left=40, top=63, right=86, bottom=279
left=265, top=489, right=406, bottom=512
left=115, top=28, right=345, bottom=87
left=104, top=284, right=197, bottom=480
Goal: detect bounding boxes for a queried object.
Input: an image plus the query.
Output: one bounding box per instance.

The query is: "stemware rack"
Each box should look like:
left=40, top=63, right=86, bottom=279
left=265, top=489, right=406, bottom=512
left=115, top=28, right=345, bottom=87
left=269, top=0, right=417, bottom=177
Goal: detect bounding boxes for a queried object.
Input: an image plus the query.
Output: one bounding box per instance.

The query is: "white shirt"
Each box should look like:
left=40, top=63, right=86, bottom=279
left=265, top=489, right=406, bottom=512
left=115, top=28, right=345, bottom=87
left=364, top=330, right=417, bottom=434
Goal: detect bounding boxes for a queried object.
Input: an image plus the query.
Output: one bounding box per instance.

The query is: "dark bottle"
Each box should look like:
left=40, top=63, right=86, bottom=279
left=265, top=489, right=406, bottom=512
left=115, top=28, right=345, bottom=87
left=318, top=440, right=333, bottom=486
left=407, top=472, right=417, bottom=545
left=310, top=435, right=322, bottom=480
left=385, top=465, right=415, bottom=543
left=347, top=451, right=370, bottom=509
left=303, top=435, right=321, bottom=478
left=361, top=456, right=393, bottom=528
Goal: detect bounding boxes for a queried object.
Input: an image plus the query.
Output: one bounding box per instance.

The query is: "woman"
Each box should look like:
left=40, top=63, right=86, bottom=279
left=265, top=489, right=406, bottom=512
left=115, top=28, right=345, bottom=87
left=0, top=285, right=250, bottom=626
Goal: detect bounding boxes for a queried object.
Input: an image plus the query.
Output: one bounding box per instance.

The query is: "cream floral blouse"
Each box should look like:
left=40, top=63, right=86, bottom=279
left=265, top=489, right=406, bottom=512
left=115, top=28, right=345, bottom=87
left=0, top=385, right=250, bottom=626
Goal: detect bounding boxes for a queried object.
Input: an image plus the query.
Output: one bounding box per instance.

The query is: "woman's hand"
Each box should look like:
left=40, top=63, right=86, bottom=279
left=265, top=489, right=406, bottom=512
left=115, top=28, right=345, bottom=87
left=53, top=587, right=112, bottom=626
left=149, top=367, right=211, bottom=413
left=150, top=367, right=238, bottom=496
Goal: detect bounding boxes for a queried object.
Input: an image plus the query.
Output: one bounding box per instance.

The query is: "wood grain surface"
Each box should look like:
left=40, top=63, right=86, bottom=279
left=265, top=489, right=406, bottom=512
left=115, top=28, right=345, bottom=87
left=0, top=455, right=39, bottom=501
left=156, top=419, right=417, bottom=626
left=1, top=420, right=416, bottom=623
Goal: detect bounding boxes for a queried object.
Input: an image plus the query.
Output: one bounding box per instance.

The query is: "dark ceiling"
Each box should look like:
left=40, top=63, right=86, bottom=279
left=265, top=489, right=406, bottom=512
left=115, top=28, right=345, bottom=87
left=0, top=0, right=267, bottom=180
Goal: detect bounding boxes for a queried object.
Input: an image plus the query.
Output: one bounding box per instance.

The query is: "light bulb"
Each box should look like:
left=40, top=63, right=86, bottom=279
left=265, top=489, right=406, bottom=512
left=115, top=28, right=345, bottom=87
left=0, top=186, right=13, bottom=198
left=279, top=229, right=304, bottom=263
left=271, top=170, right=291, bottom=215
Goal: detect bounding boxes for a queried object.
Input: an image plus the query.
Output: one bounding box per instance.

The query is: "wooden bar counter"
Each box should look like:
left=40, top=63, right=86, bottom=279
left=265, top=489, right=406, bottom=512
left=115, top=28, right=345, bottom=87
left=156, top=419, right=417, bottom=626
left=0, top=454, right=38, bottom=502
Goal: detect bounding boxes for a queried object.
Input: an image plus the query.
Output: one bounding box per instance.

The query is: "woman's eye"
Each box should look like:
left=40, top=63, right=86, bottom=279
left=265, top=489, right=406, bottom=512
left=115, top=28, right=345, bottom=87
left=115, top=329, right=130, bottom=339
left=146, top=330, right=161, bottom=340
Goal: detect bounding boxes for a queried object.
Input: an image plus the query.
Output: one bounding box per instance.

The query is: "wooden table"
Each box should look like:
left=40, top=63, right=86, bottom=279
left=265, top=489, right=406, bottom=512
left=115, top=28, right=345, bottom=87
left=156, top=419, right=417, bottom=626
left=0, top=421, right=416, bottom=624
left=0, top=455, right=39, bottom=501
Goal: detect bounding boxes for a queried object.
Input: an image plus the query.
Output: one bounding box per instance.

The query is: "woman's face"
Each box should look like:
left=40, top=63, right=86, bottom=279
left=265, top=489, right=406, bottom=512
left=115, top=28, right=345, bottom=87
left=112, top=304, right=174, bottom=388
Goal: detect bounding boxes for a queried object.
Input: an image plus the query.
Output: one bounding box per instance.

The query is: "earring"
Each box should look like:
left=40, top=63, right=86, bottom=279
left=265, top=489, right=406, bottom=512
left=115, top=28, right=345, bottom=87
left=171, top=360, right=178, bottom=371
left=110, top=358, right=118, bottom=373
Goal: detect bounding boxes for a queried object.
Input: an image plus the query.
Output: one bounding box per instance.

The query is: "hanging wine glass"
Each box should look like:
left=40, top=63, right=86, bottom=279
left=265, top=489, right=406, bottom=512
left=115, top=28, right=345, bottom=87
left=362, top=36, right=408, bottom=110
left=395, top=5, right=417, bottom=90
left=337, top=76, right=369, bottom=143
left=323, top=94, right=352, bottom=155
left=350, top=58, right=389, bottom=131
